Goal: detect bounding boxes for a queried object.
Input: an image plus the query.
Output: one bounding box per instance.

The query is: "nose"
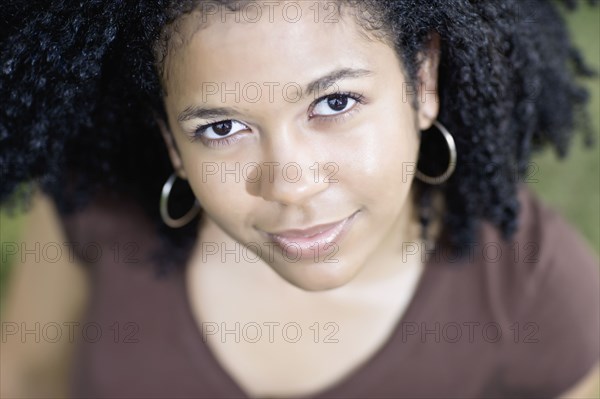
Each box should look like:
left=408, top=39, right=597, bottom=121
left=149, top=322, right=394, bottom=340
left=251, top=127, right=329, bottom=206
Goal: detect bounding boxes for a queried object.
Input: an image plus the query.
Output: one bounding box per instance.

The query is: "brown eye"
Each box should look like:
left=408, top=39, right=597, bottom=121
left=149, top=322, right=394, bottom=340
left=213, top=121, right=232, bottom=136
left=311, top=93, right=359, bottom=116
left=194, top=120, right=249, bottom=141
left=327, top=95, right=348, bottom=112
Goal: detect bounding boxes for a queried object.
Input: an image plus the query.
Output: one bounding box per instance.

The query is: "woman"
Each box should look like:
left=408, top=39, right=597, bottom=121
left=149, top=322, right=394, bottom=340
left=1, top=0, right=598, bottom=397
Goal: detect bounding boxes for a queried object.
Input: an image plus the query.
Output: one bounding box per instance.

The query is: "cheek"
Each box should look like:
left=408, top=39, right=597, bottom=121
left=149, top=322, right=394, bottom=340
left=335, top=105, right=420, bottom=204
left=183, top=156, right=251, bottom=224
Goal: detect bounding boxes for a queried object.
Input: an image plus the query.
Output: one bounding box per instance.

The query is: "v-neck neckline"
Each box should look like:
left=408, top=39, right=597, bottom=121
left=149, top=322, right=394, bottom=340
left=177, top=240, right=441, bottom=398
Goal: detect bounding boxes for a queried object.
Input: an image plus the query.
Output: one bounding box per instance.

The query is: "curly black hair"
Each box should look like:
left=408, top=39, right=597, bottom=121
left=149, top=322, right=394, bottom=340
left=0, top=0, right=597, bottom=274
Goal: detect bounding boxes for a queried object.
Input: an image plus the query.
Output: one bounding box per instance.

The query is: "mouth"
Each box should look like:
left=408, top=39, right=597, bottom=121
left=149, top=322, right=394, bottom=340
left=262, top=210, right=361, bottom=260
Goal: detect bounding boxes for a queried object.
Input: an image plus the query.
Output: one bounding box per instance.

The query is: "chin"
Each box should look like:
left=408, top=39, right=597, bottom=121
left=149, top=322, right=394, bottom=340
left=272, top=260, right=362, bottom=292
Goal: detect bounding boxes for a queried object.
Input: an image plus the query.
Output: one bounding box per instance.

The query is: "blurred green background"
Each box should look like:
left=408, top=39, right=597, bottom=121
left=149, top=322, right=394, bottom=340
left=1, top=2, right=599, bottom=298
left=527, top=2, right=599, bottom=256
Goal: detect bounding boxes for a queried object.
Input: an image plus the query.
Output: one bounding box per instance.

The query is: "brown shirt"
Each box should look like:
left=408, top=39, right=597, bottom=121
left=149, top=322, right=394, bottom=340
left=61, top=183, right=600, bottom=398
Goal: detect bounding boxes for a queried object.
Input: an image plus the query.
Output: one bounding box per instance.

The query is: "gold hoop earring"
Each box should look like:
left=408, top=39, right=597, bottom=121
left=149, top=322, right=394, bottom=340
left=160, top=173, right=200, bottom=228
left=415, top=120, right=457, bottom=185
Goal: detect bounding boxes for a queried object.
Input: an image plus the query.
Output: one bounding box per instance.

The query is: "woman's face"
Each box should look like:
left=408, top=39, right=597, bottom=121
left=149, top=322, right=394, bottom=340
left=159, top=1, right=440, bottom=291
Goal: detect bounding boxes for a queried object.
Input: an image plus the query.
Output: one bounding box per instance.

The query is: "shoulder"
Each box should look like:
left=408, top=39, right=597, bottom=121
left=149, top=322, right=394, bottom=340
left=478, top=182, right=600, bottom=396
left=504, top=182, right=599, bottom=316
left=476, top=182, right=599, bottom=317
left=58, top=192, right=146, bottom=237
left=55, top=191, right=161, bottom=267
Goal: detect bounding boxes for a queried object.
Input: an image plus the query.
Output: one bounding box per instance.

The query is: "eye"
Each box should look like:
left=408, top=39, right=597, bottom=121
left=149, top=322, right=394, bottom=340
left=309, top=92, right=364, bottom=118
left=195, top=120, right=249, bottom=140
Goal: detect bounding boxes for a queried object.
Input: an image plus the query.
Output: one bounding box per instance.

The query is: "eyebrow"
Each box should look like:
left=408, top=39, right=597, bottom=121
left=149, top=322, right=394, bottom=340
left=305, top=67, right=373, bottom=97
left=177, top=67, right=374, bottom=123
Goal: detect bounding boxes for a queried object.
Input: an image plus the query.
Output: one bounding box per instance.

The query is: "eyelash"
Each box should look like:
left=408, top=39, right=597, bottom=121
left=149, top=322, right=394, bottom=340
left=190, top=91, right=366, bottom=148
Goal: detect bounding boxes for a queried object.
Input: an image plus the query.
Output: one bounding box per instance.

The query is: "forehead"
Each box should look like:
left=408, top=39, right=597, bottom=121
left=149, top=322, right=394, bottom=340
left=160, top=1, right=393, bottom=100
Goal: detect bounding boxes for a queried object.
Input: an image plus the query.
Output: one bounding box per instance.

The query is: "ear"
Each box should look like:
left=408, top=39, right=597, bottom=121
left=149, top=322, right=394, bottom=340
left=156, top=117, right=188, bottom=180
left=416, top=31, right=441, bottom=131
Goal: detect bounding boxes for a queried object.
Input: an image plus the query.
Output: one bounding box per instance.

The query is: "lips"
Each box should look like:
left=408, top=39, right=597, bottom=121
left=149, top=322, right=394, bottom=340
left=262, top=210, right=360, bottom=260
left=270, top=217, right=351, bottom=238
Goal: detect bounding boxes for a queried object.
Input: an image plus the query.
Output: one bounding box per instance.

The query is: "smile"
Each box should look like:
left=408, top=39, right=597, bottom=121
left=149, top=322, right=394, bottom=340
left=263, top=210, right=361, bottom=260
